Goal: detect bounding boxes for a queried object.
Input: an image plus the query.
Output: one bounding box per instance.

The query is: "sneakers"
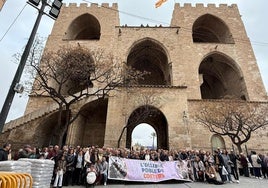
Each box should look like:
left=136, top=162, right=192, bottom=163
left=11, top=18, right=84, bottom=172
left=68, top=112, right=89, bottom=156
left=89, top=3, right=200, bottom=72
left=104, top=182, right=107, bottom=186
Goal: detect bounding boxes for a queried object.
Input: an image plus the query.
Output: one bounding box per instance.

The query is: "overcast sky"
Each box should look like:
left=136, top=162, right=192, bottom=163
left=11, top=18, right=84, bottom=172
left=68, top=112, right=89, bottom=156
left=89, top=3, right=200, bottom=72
left=132, top=123, right=156, bottom=147
left=0, top=0, right=267, bottom=137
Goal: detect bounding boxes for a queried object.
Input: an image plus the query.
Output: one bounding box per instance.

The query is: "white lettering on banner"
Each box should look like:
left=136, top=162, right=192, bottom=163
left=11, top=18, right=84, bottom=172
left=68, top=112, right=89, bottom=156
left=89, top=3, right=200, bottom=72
left=108, top=156, right=191, bottom=182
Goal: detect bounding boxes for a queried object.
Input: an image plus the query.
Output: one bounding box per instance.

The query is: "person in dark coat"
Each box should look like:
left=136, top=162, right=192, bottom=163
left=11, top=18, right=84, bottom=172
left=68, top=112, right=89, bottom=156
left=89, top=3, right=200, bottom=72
left=229, top=150, right=239, bottom=182
left=159, top=150, right=169, bottom=161
left=18, top=145, right=34, bottom=159
left=239, top=153, right=249, bottom=177
left=214, top=150, right=227, bottom=182
left=73, top=150, right=84, bottom=185
left=64, top=148, right=75, bottom=186
left=0, top=143, right=11, bottom=161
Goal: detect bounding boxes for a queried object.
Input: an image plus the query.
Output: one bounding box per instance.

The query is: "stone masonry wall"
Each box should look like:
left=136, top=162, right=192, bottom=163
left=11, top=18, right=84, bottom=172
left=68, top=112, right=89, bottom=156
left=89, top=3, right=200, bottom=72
left=171, top=3, right=267, bottom=101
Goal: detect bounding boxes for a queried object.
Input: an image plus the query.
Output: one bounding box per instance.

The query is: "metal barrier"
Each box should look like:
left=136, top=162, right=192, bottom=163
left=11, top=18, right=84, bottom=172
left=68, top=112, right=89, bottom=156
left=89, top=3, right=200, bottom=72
left=0, top=172, right=33, bottom=188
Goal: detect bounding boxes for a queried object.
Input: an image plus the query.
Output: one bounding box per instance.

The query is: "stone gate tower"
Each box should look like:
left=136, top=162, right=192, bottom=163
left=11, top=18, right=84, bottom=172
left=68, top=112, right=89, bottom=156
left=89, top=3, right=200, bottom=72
left=1, top=3, right=267, bottom=152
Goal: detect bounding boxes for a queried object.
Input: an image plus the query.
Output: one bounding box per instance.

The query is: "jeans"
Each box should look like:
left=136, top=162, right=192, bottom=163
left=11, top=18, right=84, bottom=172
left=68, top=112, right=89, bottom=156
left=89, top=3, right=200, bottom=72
left=53, top=170, right=64, bottom=187
left=102, top=172, right=108, bottom=183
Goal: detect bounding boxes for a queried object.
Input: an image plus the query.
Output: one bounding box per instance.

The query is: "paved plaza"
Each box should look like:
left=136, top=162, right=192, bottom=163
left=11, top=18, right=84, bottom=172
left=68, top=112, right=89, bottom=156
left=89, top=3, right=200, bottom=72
left=63, top=176, right=267, bottom=188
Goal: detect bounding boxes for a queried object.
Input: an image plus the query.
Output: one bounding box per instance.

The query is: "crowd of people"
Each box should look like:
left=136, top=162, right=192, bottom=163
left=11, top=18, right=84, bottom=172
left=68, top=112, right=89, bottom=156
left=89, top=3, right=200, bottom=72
left=0, top=143, right=268, bottom=187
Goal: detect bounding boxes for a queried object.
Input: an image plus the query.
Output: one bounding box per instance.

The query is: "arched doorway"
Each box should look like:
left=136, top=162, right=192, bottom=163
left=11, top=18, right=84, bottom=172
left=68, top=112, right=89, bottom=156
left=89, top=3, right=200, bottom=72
left=132, top=123, right=157, bottom=150
left=199, top=52, right=248, bottom=100
left=211, top=134, right=225, bottom=151
left=36, top=110, right=68, bottom=147
left=127, top=38, right=171, bottom=85
left=74, top=98, right=108, bottom=147
left=126, top=105, right=168, bottom=149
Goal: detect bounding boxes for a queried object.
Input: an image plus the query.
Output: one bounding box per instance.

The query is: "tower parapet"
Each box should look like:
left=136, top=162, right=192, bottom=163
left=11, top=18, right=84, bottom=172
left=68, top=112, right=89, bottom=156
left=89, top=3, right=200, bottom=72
left=171, top=3, right=242, bottom=38
left=174, top=3, right=237, bottom=9
left=62, top=2, right=118, bottom=9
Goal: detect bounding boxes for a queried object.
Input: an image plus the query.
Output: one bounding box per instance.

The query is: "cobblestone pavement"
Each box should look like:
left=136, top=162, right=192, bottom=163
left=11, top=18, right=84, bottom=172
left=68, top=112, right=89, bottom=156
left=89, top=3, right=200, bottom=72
left=61, top=176, right=267, bottom=188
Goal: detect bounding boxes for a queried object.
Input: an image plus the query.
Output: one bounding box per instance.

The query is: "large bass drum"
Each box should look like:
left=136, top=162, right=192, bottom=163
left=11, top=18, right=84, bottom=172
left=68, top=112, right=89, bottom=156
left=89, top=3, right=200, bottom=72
left=86, top=171, right=96, bottom=184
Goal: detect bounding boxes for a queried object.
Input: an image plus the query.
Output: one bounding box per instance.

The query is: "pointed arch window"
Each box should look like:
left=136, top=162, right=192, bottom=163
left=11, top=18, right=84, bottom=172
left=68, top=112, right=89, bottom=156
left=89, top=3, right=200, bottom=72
left=199, top=52, right=248, bottom=100
left=127, top=38, right=171, bottom=86
left=192, top=14, right=234, bottom=43
left=65, top=13, right=101, bottom=40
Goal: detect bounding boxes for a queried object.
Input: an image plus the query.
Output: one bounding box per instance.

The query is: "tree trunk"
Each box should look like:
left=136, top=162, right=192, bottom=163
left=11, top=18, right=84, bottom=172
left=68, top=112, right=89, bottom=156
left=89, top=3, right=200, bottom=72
left=118, top=126, right=127, bottom=148
left=235, top=143, right=242, bottom=154
left=57, top=108, right=71, bottom=147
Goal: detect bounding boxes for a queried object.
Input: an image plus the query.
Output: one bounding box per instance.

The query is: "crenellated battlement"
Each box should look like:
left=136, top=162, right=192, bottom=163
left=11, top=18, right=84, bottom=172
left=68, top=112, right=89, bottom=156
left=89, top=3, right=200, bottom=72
left=62, top=2, right=118, bottom=9
left=174, top=3, right=237, bottom=9
left=171, top=2, right=240, bottom=28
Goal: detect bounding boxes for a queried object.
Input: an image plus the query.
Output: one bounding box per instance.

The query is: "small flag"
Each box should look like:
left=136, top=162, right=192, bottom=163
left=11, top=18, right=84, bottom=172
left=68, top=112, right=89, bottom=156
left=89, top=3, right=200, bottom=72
left=155, top=0, right=167, bottom=8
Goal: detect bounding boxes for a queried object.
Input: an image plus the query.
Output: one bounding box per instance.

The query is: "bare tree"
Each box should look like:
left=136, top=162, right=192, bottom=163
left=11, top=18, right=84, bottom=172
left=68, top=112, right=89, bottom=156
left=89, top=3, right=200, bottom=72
left=195, top=100, right=268, bottom=153
left=23, top=40, right=145, bottom=146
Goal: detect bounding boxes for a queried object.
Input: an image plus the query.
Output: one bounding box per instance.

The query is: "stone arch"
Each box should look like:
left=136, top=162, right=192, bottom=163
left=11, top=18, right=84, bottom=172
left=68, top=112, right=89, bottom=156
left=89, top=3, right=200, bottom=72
left=72, top=98, right=108, bottom=147
left=199, top=52, right=248, bottom=100
left=192, top=14, right=234, bottom=43
left=65, top=13, right=101, bottom=40
left=211, top=134, right=225, bottom=151
left=127, top=38, right=171, bottom=85
left=126, top=105, right=168, bottom=149
left=35, top=110, right=68, bottom=147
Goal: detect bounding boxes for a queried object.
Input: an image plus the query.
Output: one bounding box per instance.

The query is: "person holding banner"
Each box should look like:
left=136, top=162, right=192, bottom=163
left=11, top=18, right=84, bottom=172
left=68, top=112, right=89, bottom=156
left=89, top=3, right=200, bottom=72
left=144, top=150, right=151, bottom=161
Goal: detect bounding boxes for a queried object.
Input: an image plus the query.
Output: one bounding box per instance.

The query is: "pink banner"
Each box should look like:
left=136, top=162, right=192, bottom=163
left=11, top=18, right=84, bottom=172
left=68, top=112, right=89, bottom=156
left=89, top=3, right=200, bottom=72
left=108, top=156, right=190, bottom=182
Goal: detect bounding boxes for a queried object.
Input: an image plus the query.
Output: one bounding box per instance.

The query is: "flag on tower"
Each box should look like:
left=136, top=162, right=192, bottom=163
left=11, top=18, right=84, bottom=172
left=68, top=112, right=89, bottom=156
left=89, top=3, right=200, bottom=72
left=155, top=0, right=168, bottom=8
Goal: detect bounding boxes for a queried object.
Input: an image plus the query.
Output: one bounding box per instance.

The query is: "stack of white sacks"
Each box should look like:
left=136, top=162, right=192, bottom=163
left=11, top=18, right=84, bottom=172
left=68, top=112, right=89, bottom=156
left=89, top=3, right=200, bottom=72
left=0, top=160, right=32, bottom=187
left=19, top=158, right=55, bottom=188
left=0, top=159, right=54, bottom=188
left=0, top=160, right=31, bottom=173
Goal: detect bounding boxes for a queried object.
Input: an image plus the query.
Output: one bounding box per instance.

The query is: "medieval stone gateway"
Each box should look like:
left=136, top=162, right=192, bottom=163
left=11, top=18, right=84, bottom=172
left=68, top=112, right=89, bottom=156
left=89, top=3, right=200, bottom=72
left=1, top=3, right=267, bottom=153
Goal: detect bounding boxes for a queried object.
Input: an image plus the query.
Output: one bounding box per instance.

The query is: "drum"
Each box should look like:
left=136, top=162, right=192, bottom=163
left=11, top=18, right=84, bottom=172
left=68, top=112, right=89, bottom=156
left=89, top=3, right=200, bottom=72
left=86, top=171, right=96, bottom=184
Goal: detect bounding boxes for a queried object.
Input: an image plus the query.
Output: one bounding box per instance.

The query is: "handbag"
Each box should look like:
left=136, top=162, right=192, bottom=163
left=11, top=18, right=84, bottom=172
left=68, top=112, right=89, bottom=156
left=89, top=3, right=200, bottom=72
left=228, top=160, right=234, bottom=167
left=222, top=166, right=228, bottom=175
left=257, top=157, right=262, bottom=164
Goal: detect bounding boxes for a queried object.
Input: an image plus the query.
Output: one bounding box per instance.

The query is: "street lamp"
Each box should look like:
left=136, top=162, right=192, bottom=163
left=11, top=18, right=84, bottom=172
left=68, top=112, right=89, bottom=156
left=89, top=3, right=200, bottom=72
left=49, top=0, right=63, bottom=18
left=151, top=132, right=156, bottom=150
left=0, top=0, right=62, bottom=132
